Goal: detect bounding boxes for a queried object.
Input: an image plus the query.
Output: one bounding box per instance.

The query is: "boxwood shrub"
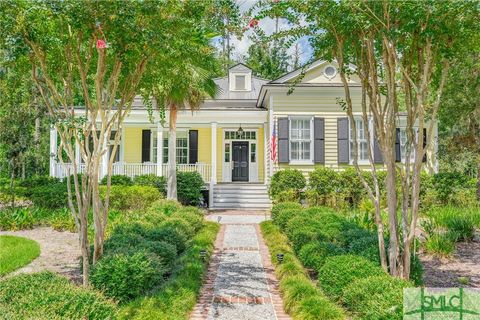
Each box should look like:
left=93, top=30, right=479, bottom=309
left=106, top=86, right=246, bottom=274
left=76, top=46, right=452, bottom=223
left=0, top=272, right=117, bottom=319
left=269, top=169, right=306, bottom=201
left=318, top=255, right=386, bottom=300
left=343, top=275, right=413, bottom=320
left=100, top=174, right=133, bottom=186
left=90, top=251, right=166, bottom=303
left=177, top=171, right=204, bottom=206
left=147, top=199, right=181, bottom=216
left=133, top=174, right=167, bottom=195
left=101, top=185, right=162, bottom=210
left=29, top=183, right=68, bottom=209
left=271, top=201, right=303, bottom=223
left=298, top=241, right=345, bottom=271
left=285, top=215, right=327, bottom=252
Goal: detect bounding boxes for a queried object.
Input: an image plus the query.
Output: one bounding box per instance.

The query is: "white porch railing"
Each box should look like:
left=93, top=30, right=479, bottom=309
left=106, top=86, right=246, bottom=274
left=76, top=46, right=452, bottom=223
left=53, top=162, right=211, bottom=182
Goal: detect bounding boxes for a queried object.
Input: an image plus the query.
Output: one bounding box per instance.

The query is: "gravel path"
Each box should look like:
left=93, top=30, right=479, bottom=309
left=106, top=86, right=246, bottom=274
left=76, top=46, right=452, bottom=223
left=191, top=211, right=290, bottom=320
left=0, top=227, right=81, bottom=282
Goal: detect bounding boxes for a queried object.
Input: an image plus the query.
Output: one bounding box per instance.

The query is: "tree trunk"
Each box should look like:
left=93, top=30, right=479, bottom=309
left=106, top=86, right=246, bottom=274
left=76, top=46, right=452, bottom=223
left=167, top=104, right=177, bottom=200
left=374, top=202, right=388, bottom=271
left=9, top=161, right=15, bottom=209
left=79, top=206, right=90, bottom=286
left=385, top=160, right=399, bottom=276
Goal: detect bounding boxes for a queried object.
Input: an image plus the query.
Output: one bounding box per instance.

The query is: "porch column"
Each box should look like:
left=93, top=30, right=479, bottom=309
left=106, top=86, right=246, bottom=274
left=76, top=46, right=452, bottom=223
left=156, top=122, right=163, bottom=176
left=49, top=126, right=57, bottom=177
left=210, top=122, right=217, bottom=207
left=264, top=122, right=268, bottom=185
left=268, top=95, right=274, bottom=180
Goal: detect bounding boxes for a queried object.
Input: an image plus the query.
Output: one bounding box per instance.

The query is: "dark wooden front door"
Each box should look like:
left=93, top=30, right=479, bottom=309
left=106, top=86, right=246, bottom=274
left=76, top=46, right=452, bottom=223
left=232, top=141, right=249, bottom=182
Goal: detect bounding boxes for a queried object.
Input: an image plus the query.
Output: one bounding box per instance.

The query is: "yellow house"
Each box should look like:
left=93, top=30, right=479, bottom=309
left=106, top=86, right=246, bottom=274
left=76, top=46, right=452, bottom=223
left=49, top=60, right=438, bottom=209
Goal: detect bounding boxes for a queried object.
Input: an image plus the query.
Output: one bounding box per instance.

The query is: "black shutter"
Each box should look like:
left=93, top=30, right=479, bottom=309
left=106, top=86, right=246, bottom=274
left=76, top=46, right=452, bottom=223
left=189, top=130, right=198, bottom=164
left=395, top=128, right=401, bottom=162
left=141, top=129, right=151, bottom=163
left=314, top=117, right=325, bottom=164
left=278, top=118, right=289, bottom=163
left=373, top=126, right=383, bottom=164
left=422, top=128, right=427, bottom=163
left=337, top=118, right=349, bottom=164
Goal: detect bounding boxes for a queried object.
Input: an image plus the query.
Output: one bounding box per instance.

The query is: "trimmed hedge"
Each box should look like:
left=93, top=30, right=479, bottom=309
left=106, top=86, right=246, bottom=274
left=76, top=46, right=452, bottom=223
left=101, top=185, right=162, bottom=210
left=177, top=171, right=204, bottom=206
left=100, top=174, right=133, bottom=186
left=298, top=241, right=345, bottom=271
left=318, top=255, right=386, bottom=300
left=133, top=174, right=166, bottom=195
left=260, top=221, right=346, bottom=320
left=0, top=272, right=117, bottom=319
left=343, top=276, right=413, bottom=320
left=271, top=202, right=303, bottom=223
left=269, top=169, right=306, bottom=202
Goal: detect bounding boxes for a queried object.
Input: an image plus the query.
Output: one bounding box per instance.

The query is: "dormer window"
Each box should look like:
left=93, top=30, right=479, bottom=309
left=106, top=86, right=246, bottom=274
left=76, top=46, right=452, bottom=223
left=235, top=75, right=246, bottom=90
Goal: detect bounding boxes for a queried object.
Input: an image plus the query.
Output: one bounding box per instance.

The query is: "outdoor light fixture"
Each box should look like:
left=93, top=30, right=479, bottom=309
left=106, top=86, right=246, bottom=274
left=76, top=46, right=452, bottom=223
left=200, top=249, right=207, bottom=261
left=217, top=216, right=222, bottom=223
left=237, top=124, right=244, bottom=133
left=276, top=253, right=284, bottom=264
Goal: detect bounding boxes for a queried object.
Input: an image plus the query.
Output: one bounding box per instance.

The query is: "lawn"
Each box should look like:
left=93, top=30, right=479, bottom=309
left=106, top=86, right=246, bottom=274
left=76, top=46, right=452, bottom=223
left=0, top=235, right=40, bottom=276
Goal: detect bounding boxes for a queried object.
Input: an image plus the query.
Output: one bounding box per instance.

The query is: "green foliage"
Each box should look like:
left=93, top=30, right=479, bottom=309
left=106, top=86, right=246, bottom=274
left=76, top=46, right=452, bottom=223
left=0, top=235, right=40, bottom=276
left=298, top=241, right=345, bottom=271
left=29, top=183, right=68, bottom=209
left=133, top=174, right=166, bottom=195
left=102, top=185, right=162, bottom=211
left=260, top=221, right=346, bottom=320
left=308, top=167, right=341, bottom=196
left=147, top=199, right=182, bottom=216
left=176, top=171, right=204, bottom=206
left=119, top=222, right=220, bottom=319
left=275, top=208, right=302, bottom=231
left=0, top=207, right=75, bottom=232
left=343, top=276, right=412, bottom=320
left=269, top=169, right=306, bottom=201
left=19, top=176, right=61, bottom=189
left=424, top=233, right=455, bottom=258
left=101, top=175, right=133, bottom=186
left=433, top=172, right=474, bottom=204
left=0, top=272, right=117, bottom=319
left=271, top=201, right=302, bottom=222
left=426, top=206, right=479, bottom=242
left=90, top=251, right=166, bottom=303
left=318, top=255, right=386, bottom=300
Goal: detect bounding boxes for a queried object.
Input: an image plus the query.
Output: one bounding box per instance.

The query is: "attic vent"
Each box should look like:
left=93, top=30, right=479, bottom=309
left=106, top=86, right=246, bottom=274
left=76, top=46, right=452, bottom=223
left=235, top=75, right=246, bottom=90
left=324, top=66, right=337, bottom=79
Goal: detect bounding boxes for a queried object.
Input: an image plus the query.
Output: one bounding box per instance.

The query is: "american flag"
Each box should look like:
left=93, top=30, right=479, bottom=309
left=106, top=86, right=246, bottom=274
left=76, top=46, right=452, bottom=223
left=271, top=122, right=277, bottom=162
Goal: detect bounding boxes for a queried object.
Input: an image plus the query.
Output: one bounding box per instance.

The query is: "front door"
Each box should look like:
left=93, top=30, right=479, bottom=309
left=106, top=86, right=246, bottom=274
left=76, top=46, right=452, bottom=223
left=232, top=141, right=249, bottom=182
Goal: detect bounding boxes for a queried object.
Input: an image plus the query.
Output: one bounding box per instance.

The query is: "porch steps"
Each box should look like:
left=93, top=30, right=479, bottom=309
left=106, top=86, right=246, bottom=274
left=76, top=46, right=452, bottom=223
left=211, top=183, right=271, bottom=209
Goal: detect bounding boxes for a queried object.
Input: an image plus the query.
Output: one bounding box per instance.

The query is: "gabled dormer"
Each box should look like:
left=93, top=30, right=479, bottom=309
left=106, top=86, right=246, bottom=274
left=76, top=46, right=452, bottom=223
left=229, top=63, right=252, bottom=92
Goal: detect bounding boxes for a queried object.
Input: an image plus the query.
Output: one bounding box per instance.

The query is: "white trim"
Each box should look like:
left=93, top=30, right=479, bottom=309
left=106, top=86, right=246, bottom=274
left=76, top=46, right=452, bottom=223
left=120, top=126, right=125, bottom=162
left=288, top=115, right=314, bottom=165
left=156, top=123, right=163, bottom=176
left=211, top=122, right=217, bottom=184
left=49, top=126, right=57, bottom=177
left=349, top=117, right=371, bottom=165
left=263, top=122, right=268, bottom=185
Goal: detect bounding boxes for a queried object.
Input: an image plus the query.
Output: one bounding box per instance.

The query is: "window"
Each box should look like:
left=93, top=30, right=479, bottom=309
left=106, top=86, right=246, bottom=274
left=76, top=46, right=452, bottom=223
left=224, top=143, right=230, bottom=162
left=235, top=75, right=246, bottom=90
left=289, top=117, right=312, bottom=162
left=224, top=131, right=256, bottom=140
left=399, top=128, right=417, bottom=162
left=324, top=65, right=337, bottom=78
left=152, top=132, right=188, bottom=164
left=350, top=118, right=368, bottom=162
left=251, top=143, right=256, bottom=162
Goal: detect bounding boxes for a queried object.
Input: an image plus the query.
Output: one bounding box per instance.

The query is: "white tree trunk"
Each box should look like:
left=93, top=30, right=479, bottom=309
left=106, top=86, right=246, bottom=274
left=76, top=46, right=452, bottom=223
left=167, top=105, right=177, bottom=200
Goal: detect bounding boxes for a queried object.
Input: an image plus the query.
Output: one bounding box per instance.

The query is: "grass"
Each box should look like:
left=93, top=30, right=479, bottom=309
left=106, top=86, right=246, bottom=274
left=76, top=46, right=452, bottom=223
left=0, top=272, right=117, bottom=319
left=119, top=221, right=220, bottom=320
left=260, top=221, right=346, bottom=320
left=0, top=235, right=40, bottom=276
left=424, top=233, right=456, bottom=258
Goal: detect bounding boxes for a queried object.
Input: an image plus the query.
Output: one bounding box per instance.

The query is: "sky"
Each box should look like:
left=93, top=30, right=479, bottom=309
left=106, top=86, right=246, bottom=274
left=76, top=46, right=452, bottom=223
left=213, top=0, right=313, bottom=69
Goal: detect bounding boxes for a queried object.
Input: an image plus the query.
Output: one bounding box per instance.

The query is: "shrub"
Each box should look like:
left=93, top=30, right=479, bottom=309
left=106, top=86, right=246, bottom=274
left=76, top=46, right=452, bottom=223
left=170, top=207, right=204, bottom=232
left=275, top=189, right=302, bottom=202
left=100, top=174, right=133, bottom=186
left=318, top=255, right=386, bottom=300
left=432, top=172, right=472, bottom=204
left=177, top=171, right=204, bottom=206
left=19, top=175, right=61, bottom=190
left=90, top=251, right=166, bottom=303
left=343, top=275, right=412, bottom=320
left=269, top=169, right=306, bottom=201
left=275, top=208, right=302, bottom=230
left=338, top=168, right=365, bottom=207
left=102, top=185, right=162, bottom=210
left=0, top=272, right=117, bottom=319
left=29, top=183, right=67, bottom=208
left=271, top=202, right=302, bottom=222
left=147, top=199, right=181, bottom=216
left=285, top=215, right=327, bottom=252
left=410, top=254, right=424, bottom=286
left=337, top=227, right=375, bottom=248
left=424, top=233, right=455, bottom=257
left=133, top=174, right=166, bottom=195
left=308, top=167, right=341, bottom=196
left=149, top=224, right=189, bottom=254
left=427, top=206, right=479, bottom=241
left=298, top=241, right=345, bottom=271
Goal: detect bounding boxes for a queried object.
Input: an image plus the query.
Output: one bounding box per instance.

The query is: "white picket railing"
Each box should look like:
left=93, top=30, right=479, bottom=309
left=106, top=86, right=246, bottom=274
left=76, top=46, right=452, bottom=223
left=53, top=162, right=211, bottom=182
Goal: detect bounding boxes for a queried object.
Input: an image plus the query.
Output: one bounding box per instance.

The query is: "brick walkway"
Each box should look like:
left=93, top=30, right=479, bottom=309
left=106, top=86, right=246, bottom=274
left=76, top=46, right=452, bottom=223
left=191, top=212, right=290, bottom=320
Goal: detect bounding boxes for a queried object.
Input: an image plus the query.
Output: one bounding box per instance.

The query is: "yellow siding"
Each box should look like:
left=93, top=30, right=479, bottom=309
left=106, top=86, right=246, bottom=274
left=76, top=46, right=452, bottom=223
left=257, top=127, right=265, bottom=182
left=123, top=127, right=142, bottom=163
left=197, top=128, right=211, bottom=164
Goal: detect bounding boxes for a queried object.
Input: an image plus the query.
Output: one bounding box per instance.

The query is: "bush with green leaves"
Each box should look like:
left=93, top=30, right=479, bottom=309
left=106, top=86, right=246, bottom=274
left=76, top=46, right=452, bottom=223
left=18, top=175, right=61, bottom=190
left=177, top=171, right=204, bottom=206
left=101, top=185, right=162, bottom=210
left=424, top=233, right=455, bottom=257
left=147, top=199, right=182, bottom=216
left=308, top=167, right=341, bottom=196
left=29, top=183, right=67, bottom=209
left=100, top=174, right=133, bottom=186
left=268, top=169, right=306, bottom=202
left=0, top=272, right=117, bottom=319
left=338, top=168, right=365, bottom=207
left=90, top=250, right=166, bottom=303
left=170, top=207, right=204, bottom=232
left=275, top=208, right=303, bottom=231
left=271, top=201, right=302, bottom=222
left=432, top=172, right=473, bottom=204
left=318, top=255, right=386, bottom=300
left=133, top=174, right=166, bottom=194
left=343, top=275, right=412, bottom=320
left=298, top=241, right=345, bottom=271
left=285, top=215, right=327, bottom=252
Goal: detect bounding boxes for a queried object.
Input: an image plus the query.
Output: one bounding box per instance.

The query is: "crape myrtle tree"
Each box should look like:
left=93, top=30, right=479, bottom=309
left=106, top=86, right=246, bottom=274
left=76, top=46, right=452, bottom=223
left=257, top=0, right=479, bottom=279
left=0, top=0, right=219, bottom=285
